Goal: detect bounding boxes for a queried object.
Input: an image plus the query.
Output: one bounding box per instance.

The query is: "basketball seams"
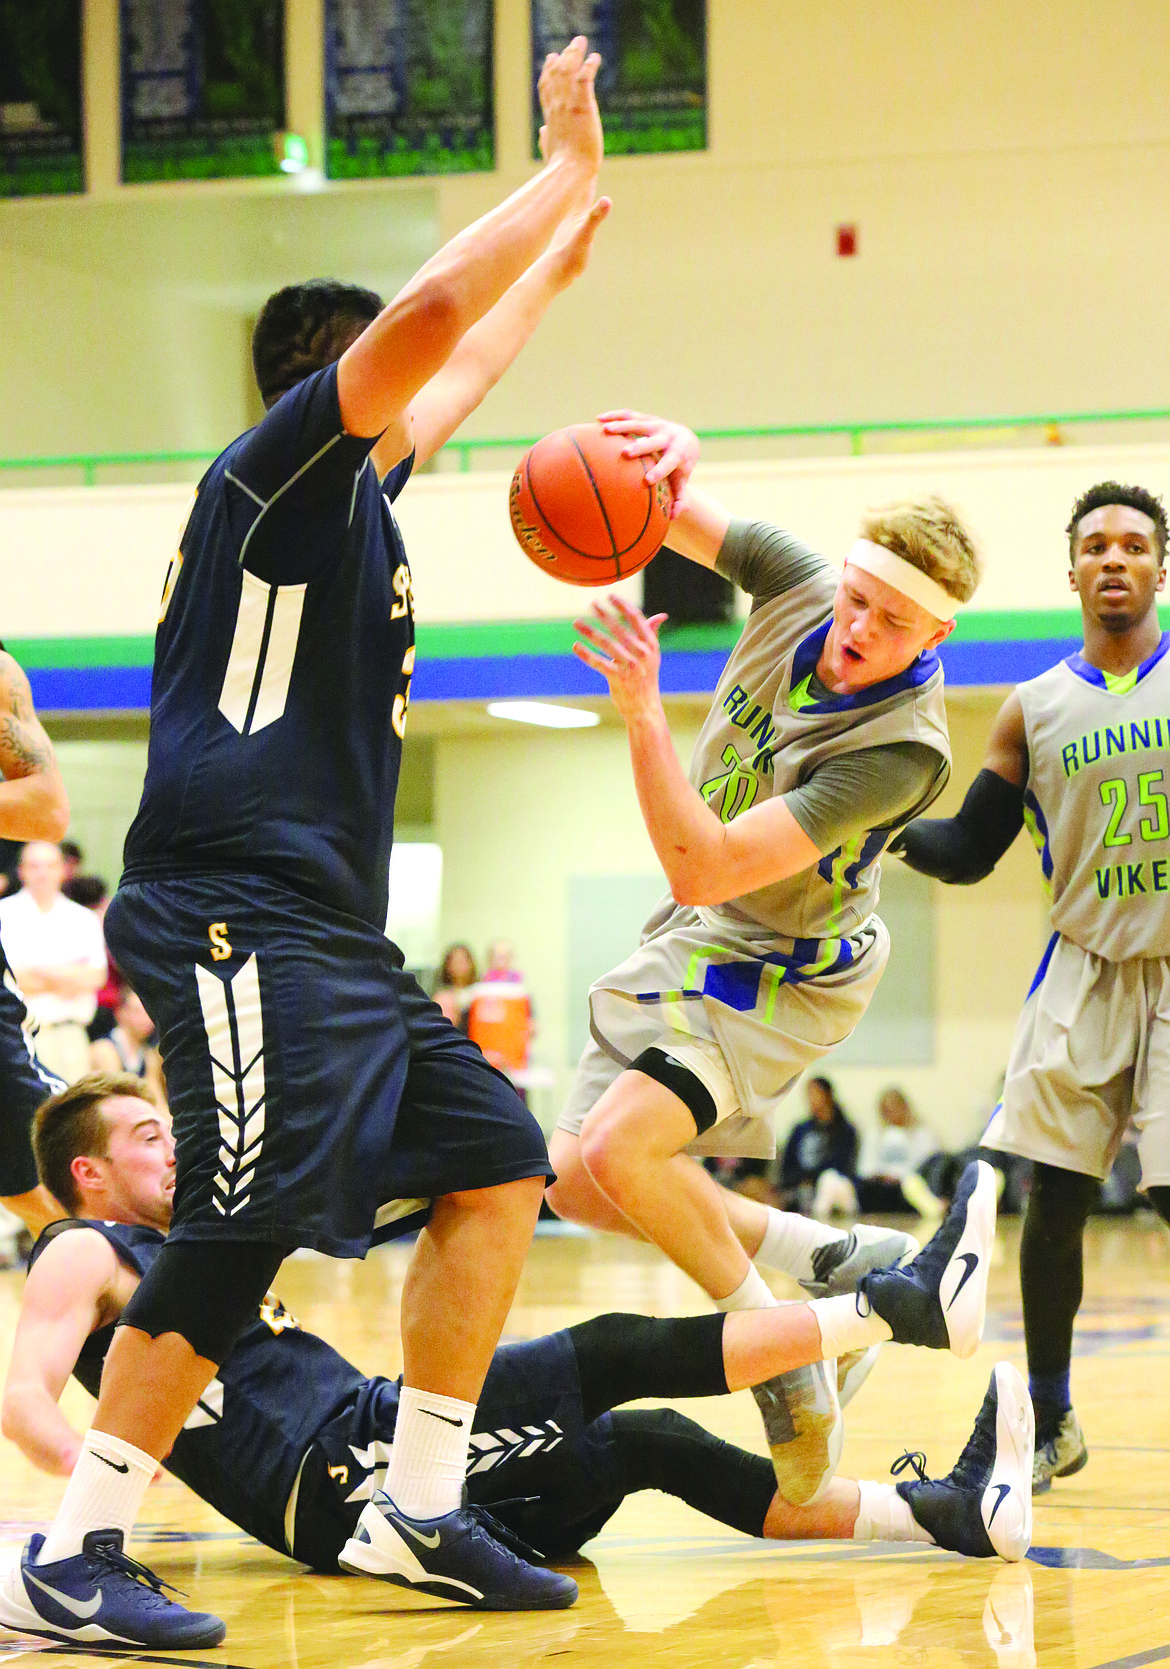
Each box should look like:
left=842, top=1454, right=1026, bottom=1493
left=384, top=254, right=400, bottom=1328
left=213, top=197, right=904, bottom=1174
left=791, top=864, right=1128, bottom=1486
left=509, top=422, right=669, bottom=586
left=524, top=443, right=615, bottom=564
left=567, top=432, right=621, bottom=582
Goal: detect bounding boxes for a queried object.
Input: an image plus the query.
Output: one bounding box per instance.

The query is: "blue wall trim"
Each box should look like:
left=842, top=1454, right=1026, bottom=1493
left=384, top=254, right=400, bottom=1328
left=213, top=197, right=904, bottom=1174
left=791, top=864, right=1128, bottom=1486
left=27, top=640, right=1081, bottom=713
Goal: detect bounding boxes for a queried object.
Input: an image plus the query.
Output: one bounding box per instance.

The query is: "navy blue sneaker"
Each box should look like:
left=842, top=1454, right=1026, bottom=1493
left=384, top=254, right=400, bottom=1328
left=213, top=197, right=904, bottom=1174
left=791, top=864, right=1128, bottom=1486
left=857, top=1160, right=996, bottom=1358
left=0, top=1530, right=225, bottom=1648
left=893, top=1361, right=1034, bottom=1561
left=339, top=1492, right=578, bottom=1610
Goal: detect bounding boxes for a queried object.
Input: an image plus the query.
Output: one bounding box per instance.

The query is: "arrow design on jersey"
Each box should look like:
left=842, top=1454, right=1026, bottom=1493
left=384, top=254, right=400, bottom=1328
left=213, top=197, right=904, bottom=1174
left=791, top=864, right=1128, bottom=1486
left=466, top=1421, right=563, bottom=1476
left=196, top=956, right=266, bottom=1218
left=341, top=1421, right=564, bottom=1504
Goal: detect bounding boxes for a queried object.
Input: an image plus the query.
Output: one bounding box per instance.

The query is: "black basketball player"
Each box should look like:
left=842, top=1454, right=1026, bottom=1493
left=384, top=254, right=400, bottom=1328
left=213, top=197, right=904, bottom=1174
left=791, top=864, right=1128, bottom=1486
left=0, top=1073, right=1033, bottom=1624
left=0, top=40, right=612, bottom=1650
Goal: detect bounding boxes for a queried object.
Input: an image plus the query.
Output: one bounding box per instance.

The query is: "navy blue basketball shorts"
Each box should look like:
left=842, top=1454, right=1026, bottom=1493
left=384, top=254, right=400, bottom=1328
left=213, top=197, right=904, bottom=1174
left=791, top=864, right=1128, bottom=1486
left=0, top=970, right=65, bottom=1197
left=291, top=1330, right=624, bottom=1570
left=104, top=876, right=552, bottom=1256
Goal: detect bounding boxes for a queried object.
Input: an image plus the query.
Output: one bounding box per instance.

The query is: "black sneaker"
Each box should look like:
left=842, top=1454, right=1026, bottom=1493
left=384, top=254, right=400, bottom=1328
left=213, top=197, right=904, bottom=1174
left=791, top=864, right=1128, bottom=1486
left=894, top=1361, right=1034, bottom=1561
left=0, top=1529, right=225, bottom=1648
left=339, top=1492, right=578, bottom=1610
left=857, top=1160, right=996, bottom=1358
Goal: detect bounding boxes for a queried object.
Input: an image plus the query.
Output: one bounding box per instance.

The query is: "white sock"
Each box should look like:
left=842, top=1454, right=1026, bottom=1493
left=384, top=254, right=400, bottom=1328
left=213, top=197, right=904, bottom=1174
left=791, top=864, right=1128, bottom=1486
left=38, top=1430, right=156, bottom=1564
left=754, top=1208, right=848, bottom=1281
left=714, top=1264, right=780, bottom=1312
left=384, top=1387, right=475, bottom=1520
left=853, top=1480, right=935, bottom=1544
left=807, top=1293, right=893, bottom=1358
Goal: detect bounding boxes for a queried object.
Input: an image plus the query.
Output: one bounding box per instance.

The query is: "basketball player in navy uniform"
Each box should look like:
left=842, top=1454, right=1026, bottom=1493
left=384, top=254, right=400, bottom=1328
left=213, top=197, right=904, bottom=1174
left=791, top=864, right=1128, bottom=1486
left=0, top=646, right=70, bottom=1241
left=0, top=1074, right=1031, bottom=1646
left=891, top=482, right=1170, bottom=1492
left=0, top=41, right=618, bottom=1650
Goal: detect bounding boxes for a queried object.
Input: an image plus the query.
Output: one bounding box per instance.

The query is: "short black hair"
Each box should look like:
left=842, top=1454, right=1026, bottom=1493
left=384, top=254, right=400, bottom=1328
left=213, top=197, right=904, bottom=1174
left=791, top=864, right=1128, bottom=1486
left=1066, top=481, right=1168, bottom=562
left=251, top=279, right=384, bottom=409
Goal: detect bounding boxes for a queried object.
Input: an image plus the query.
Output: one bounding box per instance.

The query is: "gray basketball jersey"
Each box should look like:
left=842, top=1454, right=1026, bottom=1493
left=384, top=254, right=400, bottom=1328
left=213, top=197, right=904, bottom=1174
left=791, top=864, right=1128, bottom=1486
left=689, top=561, right=951, bottom=944
left=1019, top=635, right=1170, bottom=961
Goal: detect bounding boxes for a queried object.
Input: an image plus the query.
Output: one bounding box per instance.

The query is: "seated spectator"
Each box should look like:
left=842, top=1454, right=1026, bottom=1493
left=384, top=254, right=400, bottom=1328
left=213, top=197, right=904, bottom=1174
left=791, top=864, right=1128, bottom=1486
left=0, top=842, right=106, bottom=1084
left=433, top=942, right=478, bottom=1030
left=89, top=987, right=165, bottom=1108
left=816, top=1086, right=944, bottom=1218
left=776, top=1076, right=858, bottom=1212
left=467, top=939, right=534, bottom=1080
left=59, top=839, right=84, bottom=886
left=62, top=876, right=125, bottom=1029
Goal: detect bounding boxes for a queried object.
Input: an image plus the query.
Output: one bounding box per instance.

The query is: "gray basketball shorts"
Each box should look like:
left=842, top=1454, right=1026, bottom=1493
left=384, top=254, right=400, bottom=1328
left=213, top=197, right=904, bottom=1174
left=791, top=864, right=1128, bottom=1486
left=983, top=932, right=1170, bottom=1184
left=558, top=910, right=890, bottom=1160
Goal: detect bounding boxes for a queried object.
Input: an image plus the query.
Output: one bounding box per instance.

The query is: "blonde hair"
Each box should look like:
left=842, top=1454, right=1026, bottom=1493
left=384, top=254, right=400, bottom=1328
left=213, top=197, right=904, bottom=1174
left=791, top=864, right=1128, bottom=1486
left=859, top=496, right=982, bottom=605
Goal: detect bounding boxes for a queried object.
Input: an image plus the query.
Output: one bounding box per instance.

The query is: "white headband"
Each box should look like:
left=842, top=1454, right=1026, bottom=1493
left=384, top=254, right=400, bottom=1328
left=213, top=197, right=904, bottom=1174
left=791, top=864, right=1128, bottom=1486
left=845, top=539, right=958, bottom=623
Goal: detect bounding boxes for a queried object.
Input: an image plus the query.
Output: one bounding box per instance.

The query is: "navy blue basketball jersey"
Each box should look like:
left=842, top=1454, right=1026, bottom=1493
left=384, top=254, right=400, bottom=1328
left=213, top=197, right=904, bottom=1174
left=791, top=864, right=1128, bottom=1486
left=30, top=1220, right=368, bottom=1558
left=122, top=366, right=415, bottom=927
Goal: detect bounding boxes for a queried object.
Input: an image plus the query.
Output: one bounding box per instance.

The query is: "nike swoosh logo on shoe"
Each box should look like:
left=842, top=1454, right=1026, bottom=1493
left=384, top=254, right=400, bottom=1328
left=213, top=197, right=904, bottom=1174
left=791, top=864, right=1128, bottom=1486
left=986, top=1482, right=1012, bottom=1525
left=394, top=1521, right=442, bottom=1549
left=420, top=1410, right=465, bottom=1429
left=946, top=1253, right=979, bottom=1308
left=93, top=1452, right=130, bottom=1474
left=24, top=1568, right=103, bottom=1619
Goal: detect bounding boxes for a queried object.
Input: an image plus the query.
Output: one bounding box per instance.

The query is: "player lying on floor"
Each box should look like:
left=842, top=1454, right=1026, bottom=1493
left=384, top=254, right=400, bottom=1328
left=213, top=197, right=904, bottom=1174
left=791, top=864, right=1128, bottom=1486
left=0, top=1077, right=1030, bottom=1640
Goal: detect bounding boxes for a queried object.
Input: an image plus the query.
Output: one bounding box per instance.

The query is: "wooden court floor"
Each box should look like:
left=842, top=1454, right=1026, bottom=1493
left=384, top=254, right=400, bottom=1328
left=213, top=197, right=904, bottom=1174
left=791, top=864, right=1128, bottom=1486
left=2, top=1215, right=1170, bottom=1668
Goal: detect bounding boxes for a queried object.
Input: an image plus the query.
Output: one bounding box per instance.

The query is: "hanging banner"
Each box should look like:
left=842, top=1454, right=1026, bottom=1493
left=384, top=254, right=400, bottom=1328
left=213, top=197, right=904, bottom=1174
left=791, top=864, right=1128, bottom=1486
left=0, top=2, right=83, bottom=197
left=121, top=0, right=285, bottom=182
left=531, top=0, right=705, bottom=158
left=325, top=0, right=493, bottom=179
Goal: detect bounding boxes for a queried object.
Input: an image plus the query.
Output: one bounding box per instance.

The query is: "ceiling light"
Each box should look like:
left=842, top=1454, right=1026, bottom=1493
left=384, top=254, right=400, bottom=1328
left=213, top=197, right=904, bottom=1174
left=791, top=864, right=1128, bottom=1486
left=486, top=701, right=600, bottom=729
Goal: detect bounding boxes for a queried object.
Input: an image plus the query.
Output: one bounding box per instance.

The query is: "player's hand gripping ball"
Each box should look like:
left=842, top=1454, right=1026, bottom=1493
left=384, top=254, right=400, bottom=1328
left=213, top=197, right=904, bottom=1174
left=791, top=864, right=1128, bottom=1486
left=509, top=422, right=672, bottom=585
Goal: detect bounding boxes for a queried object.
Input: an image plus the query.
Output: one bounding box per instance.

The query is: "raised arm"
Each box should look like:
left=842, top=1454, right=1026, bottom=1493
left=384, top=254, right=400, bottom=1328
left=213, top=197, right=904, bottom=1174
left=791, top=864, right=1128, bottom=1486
left=338, top=38, right=604, bottom=452
left=1, top=1230, right=119, bottom=1475
left=377, top=195, right=611, bottom=475
left=0, top=654, right=69, bottom=843
left=890, top=690, right=1028, bottom=883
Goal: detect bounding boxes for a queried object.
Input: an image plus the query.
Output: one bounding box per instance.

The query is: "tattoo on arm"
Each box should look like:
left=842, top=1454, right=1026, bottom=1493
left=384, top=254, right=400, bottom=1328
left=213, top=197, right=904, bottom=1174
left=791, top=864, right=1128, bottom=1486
left=0, top=659, right=54, bottom=780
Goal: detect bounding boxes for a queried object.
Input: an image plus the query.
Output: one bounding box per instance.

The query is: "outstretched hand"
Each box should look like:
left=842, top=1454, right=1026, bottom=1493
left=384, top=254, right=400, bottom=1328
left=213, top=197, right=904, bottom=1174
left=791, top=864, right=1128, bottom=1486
left=596, top=410, right=699, bottom=518
left=548, top=195, right=612, bottom=287
left=573, top=595, right=668, bottom=722
left=538, top=37, right=604, bottom=179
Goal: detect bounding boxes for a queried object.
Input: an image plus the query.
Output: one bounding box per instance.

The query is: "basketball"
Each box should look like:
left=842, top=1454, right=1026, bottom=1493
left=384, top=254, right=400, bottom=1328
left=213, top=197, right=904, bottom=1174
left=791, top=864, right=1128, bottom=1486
left=509, top=422, right=672, bottom=585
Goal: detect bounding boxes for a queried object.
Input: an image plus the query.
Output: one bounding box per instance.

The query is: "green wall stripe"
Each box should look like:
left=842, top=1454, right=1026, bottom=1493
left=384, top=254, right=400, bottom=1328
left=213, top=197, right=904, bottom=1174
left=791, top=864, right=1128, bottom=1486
left=8, top=607, right=1168, bottom=671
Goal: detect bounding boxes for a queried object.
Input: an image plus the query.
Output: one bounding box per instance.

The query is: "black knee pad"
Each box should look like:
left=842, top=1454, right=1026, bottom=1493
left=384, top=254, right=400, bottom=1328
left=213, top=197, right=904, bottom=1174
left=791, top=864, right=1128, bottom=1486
left=119, top=1238, right=287, bottom=1365
left=630, top=1046, right=718, bottom=1136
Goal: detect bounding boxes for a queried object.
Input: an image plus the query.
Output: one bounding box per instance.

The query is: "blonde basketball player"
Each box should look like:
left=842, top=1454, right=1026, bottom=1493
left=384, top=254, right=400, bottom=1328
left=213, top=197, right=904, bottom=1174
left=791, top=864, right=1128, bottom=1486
left=545, top=410, right=991, bottom=1506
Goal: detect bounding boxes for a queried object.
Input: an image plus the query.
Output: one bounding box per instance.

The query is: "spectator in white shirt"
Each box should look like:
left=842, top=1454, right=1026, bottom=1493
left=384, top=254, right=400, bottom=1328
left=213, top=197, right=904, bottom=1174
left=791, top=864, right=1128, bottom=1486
left=813, top=1087, right=944, bottom=1219
left=0, top=842, right=107, bottom=1084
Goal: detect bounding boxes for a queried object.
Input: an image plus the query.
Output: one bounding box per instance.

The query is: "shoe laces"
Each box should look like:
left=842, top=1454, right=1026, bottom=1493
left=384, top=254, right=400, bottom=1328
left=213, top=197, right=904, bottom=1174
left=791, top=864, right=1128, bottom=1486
left=889, top=1449, right=928, bottom=1484
left=87, top=1540, right=186, bottom=1605
left=467, top=1503, right=546, bottom=1564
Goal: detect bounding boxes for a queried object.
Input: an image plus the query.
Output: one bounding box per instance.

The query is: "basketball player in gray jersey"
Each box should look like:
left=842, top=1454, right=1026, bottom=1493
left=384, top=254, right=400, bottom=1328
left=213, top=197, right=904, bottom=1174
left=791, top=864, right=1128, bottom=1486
left=893, top=480, right=1170, bottom=1492
left=545, top=409, right=985, bottom=1507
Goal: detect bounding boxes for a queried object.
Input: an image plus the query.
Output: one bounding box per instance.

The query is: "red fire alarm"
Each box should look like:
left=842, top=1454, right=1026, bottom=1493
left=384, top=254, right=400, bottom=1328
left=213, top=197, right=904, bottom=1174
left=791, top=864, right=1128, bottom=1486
left=836, top=224, right=858, bottom=257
